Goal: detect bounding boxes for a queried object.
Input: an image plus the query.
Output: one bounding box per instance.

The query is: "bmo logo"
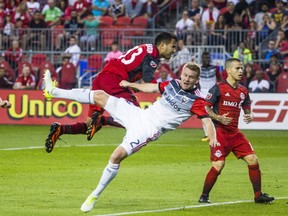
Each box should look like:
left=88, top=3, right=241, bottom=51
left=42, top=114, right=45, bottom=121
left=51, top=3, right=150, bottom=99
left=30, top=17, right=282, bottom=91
left=240, top=93, right=288, bottom=130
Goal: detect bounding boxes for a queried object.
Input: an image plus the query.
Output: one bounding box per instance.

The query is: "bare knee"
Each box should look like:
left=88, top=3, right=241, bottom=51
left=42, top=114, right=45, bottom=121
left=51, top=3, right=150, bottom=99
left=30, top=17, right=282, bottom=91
left=243, top=154, right=258, bottom=165
left=212, top=160, right=225, bottom=172
left=109, top=146, right=128, bottom=164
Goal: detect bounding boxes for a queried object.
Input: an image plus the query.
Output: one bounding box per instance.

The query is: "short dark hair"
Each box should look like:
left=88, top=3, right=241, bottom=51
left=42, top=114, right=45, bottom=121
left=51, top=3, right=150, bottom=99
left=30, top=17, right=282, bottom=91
left=225, top=58, right=241, bottom=69
left=154, top=31, right=178, bottom=46
left=202, top=51, right=210, bottom=57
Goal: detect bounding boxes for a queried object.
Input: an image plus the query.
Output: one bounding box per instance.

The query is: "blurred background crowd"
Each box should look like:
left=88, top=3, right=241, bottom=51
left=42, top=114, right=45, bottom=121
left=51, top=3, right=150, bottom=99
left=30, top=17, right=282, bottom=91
left=0, top=0, right=287, bottom=93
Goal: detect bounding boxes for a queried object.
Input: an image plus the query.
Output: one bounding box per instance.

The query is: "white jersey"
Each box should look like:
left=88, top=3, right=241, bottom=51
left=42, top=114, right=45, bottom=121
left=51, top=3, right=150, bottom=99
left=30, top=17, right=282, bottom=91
left=144, top=79, right=206, bottom=132
left=199, top=65, right=219, bottom=96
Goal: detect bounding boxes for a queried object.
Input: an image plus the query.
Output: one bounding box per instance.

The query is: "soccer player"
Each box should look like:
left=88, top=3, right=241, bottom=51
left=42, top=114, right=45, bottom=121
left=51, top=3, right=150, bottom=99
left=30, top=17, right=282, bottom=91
left=198, top=58, right=274, bottom=204
left=199, top=51, right=221, bottom=142
left=43, top=62, right=219, bottom=213
left=44, top=31, right=178, bottom=153
left=0, top=97, right=11, bottom=108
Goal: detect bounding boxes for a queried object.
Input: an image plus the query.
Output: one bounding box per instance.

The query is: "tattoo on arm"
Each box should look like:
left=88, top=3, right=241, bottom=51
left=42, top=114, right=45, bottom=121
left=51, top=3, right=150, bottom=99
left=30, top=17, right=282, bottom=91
left=205, top=105, right=220, bottom=122
left=243, top=109, right=251, bottom=115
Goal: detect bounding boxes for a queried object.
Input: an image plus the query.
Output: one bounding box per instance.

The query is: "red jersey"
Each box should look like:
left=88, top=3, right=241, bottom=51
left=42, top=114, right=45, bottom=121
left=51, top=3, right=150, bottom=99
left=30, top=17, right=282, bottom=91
left=73, top=0, right=89, bottom=13
left=4, top=47, right=23, bottom=63
left=100, top=44, right=159, bottom=83
left=15, top=74, right=36, bottom=87
left=206, top=81, right=251, bottom=132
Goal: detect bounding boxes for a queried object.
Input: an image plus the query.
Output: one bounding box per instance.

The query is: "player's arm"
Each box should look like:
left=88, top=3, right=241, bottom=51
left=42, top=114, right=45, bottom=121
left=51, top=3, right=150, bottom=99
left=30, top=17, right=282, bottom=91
left=201, top=117, right=220, bottom=147
left=205, top=105, right=232, bottom=125
left=242, top=91, right=253, bottom=124
left=120, top=80, right=160, bottom=93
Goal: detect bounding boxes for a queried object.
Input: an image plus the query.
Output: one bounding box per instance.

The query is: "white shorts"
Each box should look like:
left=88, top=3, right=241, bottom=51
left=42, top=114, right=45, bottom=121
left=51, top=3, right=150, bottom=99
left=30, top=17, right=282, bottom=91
left=104, top=96, right=162, bottom=156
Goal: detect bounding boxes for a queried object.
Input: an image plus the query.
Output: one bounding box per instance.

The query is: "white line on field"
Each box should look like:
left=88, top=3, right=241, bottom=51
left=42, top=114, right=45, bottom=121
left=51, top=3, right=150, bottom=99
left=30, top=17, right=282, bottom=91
left=0, top=143, right=190, bottom=151
left=93, top=197, right=288, bottom=216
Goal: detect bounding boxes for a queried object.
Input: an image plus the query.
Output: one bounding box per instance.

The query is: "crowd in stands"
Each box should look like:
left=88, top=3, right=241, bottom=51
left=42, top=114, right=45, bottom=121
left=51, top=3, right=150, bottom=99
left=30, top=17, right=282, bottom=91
left=0, top=0, right=288, bottom=93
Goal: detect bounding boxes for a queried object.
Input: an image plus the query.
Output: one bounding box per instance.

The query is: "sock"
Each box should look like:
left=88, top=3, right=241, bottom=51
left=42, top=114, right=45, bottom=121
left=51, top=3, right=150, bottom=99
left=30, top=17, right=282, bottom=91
left=91, top=161, right=120, bottom=197
left=52, top=88, right=95, bottom=104
left=248, top=164, right=262, bottom=198
left=101, top=116, right=124, bottom=128
left=201, top=166, right=221, bottom=196
left=61, top=122, right=87, bottom=135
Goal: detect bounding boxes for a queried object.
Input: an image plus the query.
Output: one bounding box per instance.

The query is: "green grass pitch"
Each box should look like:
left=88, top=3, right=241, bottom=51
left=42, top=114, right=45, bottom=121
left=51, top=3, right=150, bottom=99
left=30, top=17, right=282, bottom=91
left=0, top=125, right=287, bottom=216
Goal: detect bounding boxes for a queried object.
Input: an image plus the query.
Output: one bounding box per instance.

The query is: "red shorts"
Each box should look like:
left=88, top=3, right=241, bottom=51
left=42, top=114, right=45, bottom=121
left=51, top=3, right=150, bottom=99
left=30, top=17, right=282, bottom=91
left=88, top=73, right=139, bottom=117
left=210, top=128, right=255, bottom=161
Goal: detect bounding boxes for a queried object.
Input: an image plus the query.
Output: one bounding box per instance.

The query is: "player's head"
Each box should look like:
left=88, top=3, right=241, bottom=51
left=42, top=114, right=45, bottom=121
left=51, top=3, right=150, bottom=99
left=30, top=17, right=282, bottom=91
left=201, top=51, right=210, bottom=66
left=155, top=32, right=178, bottom=60
left=225, top=58, right=243, bottom=81
left=180, top=62, right=201, bottom=91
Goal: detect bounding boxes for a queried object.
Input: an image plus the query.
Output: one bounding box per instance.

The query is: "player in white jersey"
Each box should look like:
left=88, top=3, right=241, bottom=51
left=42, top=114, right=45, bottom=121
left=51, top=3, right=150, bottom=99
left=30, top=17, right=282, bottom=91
left=199, top=51, right=221, bottom=142
left=43, top=62, right=219, bottom=213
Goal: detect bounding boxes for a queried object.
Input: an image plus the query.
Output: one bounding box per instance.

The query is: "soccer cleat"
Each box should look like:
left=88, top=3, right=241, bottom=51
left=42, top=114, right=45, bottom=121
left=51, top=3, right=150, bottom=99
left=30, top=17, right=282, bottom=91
left=45, top=122, right=62, bottom=153
left=43, top=69, right=57, bottom=101
left=198, top=195, right=211, bottom=203
left=254, top=193, right=275, bottom=203
left=80, top=194, right=98, bottom=213
left=201, top=136, right=210, bottom=142
left=86, top=112, right=102, bottom=141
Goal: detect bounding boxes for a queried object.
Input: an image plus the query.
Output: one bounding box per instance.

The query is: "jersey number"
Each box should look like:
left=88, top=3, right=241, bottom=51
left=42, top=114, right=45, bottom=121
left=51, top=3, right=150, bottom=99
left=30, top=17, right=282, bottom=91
left=119, top=46, right=143, bottom=65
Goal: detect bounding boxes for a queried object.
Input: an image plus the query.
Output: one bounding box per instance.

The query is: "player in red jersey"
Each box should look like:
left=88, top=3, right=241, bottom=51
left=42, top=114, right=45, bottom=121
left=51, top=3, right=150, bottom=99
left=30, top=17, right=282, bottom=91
left=198, top=58, right=274, bottom=204
left=45, top=31, right=178, bottom=153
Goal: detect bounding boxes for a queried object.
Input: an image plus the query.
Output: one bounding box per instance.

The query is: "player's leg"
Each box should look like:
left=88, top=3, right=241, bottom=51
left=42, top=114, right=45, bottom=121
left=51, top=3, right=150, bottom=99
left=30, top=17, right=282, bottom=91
left=243, top=154, right=275, bottom=203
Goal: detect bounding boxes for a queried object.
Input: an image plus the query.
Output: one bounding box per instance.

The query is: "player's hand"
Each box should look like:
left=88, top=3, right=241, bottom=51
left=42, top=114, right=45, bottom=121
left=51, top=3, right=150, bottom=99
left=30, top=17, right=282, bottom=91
left=243, top=113, right=253, bottom=124
left=209, top=138, right=220, bottom=147
left=119, top=80, right=131, bottom=88
left=0, top=97, right=11, bottom=108
left=218, top=112, right=233, bottom=125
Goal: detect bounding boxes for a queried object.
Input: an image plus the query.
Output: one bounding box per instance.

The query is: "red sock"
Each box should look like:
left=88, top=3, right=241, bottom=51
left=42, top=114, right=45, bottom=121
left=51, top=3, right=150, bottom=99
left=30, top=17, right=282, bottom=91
left=101, top=116, right=124, bottom=128
left=248, top=164, right=262, bottom=198
left=61, top=122, right=87, bottom=135
left=201, top=166, right=221, bottom=196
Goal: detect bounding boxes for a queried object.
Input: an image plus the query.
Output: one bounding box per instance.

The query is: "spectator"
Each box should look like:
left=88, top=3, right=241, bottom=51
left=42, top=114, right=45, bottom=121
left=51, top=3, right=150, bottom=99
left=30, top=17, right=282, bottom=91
left=26, top=0, right=40, bottom=16
left=62, top=36, right=81, bottom=68
left=248, top=69, right=270, bottom=93
left=254, top=2, right=271, bottom=28
left=29, top=10, right=47, bottom=50
left=271, top=0, right=286, bottom=26
left=191, top=13, right=205, bottom=45
left=243, top=62, right=255, bottom=88
left=275, top=28, right=288, bottom=58
left=172, top=39, right=190, bottom=71
left=227, top=13, right=245, bottom=52
left=262, top=39, right=280, bottom=63
left=2, top=40, right=23, bottom=70
left=55, top=9, right=83, bottom=50
left=233, top=41, right=252, bottom=65
left=234, top=0, right=249, bottom=15
left=58, top=0, right=72, bottom=20
left=73, top=0, right=89, bottom=18
left=0, top=66, right=14, bottom=89
left=108, top=0, right=125, bottom=22
left=212, top=0, right=227, bottom=10
left=201, top=1, right=219, bottom=31
left=175, top=10, right=194, bottom=44
left=13, top=66, right=36, bottom=89
left=140, top=0, right=158, bottom=28
left=12, top=18, right=29, bottom=50
left=79, top=13, right=99, bottom=51
left=207, top=14, right=227, bottom=46
left=0, top=2, right=6, bottom=29
left=258, top=13, right=276, bottom=41
left=188, top=0, right=203, bottom=21
left=156, top=68, right=172, bottom=83
left=124, top=0, right=143, bottom=19
left=266, top=62, right=282, bottom=92
left=13, top=1, right=31, bottom=26
left=104, top=41, right=122, bottom=64
left=56, top=56, right=70, bottom=74
left=5, top=0, right=17, bottom=16
left=91, top=0, right=109, bottom=17
left=1, top=15, right=15, bottom=50
left=42, top=0, right=62, bottom=27
left=223, top=1, right=235, bottom=27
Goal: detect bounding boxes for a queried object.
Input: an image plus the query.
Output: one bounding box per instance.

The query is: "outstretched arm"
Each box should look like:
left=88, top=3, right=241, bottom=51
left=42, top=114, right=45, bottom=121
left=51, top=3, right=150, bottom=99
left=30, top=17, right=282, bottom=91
left=120, top=80, right=160, bottom=93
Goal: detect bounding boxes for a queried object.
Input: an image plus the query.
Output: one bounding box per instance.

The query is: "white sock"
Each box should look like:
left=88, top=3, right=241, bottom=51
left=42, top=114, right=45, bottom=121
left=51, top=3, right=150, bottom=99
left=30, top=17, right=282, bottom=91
left=52, top=88, right=95, bottom=104
left=91, top=161, right=119, bottom=197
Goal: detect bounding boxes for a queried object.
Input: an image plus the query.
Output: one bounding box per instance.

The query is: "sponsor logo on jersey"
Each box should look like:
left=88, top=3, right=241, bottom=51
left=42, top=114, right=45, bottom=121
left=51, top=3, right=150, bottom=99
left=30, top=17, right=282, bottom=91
left=150, top=61, right=157, bottom=68
left=181, top=96, right=188, bottom=104
left=223, top=100, right=238, bottom=107
left=225, top=92, right=230, bottom=96
left=206, top=93, right=212, bottom=100
left=166, top=95, right=181, bottom=111
left=215, top=150, right=222, bottom=158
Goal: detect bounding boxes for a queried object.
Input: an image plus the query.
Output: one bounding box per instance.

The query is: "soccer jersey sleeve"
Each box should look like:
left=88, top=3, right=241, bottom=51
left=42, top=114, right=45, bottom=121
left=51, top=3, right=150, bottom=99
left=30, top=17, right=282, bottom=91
left=242, top=90, right=251, bottom=110
left=205, top=84, right=220, bottom=106
left=190, top=98, right=209, bottom=118
left=158, top=81, right=170, bottom=94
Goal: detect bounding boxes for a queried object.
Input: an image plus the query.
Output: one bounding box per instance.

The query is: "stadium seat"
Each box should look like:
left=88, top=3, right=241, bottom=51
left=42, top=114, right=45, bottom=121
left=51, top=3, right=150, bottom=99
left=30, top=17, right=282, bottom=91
left=276, top=72, right=288, bottom=93
left=115, top=16, right=131, bottom=26
left=84, top=54, right=103, bottom=73
left=99, top=16, right=114, bottom=26
left=0, top=60, right=15, bottom=81
left=60, top=62, right=77, bottom=89
left=100, top=28, right=119, bottom=49
left=131, top=16, right=148, bottom=36
left=31, top=54, right=46, bottom=70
